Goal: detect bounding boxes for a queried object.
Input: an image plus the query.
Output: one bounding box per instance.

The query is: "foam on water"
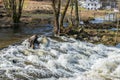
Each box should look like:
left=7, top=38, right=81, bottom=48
left=0, top=36, right=120, bottom=80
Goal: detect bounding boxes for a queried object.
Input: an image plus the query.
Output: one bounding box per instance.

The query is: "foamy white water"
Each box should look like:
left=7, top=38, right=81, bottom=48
left=0, top=36, right=120, bottom=80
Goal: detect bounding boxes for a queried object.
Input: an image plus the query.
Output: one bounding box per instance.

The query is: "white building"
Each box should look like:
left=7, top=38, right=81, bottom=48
left=79, top=0, right=101, bottom=10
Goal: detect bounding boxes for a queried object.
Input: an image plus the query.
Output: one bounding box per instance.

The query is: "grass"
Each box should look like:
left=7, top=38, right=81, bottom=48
left=84, top=28, right=120, bottom=46
left=22, top=12, right=53, bottom=19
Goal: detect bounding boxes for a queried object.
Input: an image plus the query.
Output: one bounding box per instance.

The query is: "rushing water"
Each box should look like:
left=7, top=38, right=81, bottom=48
left=0, top=36, right=120, bottom=80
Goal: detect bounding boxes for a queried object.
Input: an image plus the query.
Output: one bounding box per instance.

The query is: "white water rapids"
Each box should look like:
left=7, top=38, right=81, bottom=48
left=0, top=36, right=120, bottom=80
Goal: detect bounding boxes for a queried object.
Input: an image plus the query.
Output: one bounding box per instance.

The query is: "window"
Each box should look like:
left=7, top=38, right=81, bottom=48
left=95, top=4, right=96, bottom=6
left=88, top=3, right=90, bottom=6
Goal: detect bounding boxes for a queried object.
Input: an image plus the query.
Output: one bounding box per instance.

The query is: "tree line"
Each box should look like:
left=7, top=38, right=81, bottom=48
left=2, top=0, right=80, bottom=35
left=2, top=0, right=120, bottom=36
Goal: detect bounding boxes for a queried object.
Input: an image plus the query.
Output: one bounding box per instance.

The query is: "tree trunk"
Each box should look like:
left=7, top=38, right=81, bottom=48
left=3, top=0, right=24, bottom=24
left=51, top=0, right=71, bottom=35
left=115, top=12, right=119, bottom=43
left=70, top=0, right=74, bottom=26
left=51, top=0, right=61, bottom=35
left=60, top=0, right=70, bottom=27
left=75, top=0, right=79, bottom=27
left=114, top=0, right=120, bottom=43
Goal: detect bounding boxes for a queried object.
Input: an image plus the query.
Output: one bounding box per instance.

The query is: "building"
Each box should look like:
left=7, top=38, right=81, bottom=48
left=79, top=0, right=101, bottom=10
left=79, top=0, right=117, bottom=10
left=100, top=0, right=117, bottom=9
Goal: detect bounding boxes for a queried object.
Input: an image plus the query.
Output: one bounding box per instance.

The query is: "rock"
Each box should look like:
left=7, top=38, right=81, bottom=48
left=22, top=39, right=30, bottom=48
left=29, top=35, right=38, bottom=43
left=73, top=34, right=77, bottom=38
left=37, top=37, right=42, bottom=43
left=36, top=50, right=45, bottom=56
left=102, top=36, right=108, bottom=42
left=22, top=49, right=33, bottom=55
left=22, top=49, right=46, bottom=56
left=40, top=36, right=50, bottom=48
left=116, top=43, right=120, bottom=48
left=12, top=60, right=17, bottom=63
left=83, top=38, right=88, bottom=41
left=90, top=36, right=100, bottom=42
left=93, top=36, right=100, bottom=41
left=0, top=14, right=3, bottom=17
left=28, top=34, right=39, bottom=49
left=22, top=35, right=50, bottom=49
left=78, top=27, right=84, bottom=33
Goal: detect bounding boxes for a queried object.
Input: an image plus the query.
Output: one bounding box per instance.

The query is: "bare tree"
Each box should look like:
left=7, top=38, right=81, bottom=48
left=75, top=0, right=79, bottom=27
left=51, top=0, right=71, bottom=35
left=51, top=0, right=61, bottom=35
left=3, top=0, right=24, bottom=24
left=115, top=0, right=120, bottom=43
left=60, top=0, right=70, bottom=27
left=70, top=0, right=74, bottom=26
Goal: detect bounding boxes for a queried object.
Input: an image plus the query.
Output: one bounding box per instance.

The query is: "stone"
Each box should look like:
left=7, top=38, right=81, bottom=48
left=0, top=14, right=3, bottom=17
left=23, top=49, right=32, bottom=55
left=37, top=37, right=42, bottom=43
left=28, top=34, right=39, bottom=49
left=73, top=34, right=77, bottom=38
left=22, top=39, right=30, bottom=48
left=102, top=36, right=108, bottom=42
left=40, top=36, right=50, bottom=47
left=90, top=36, right=100, bottom=42
left=23, top=35, right=50, bottom=49
left=93, top=36, right=100, bottom=41
left=22, top=49, right=46, bottom=56
left=12, top=60, right=17, bottom=63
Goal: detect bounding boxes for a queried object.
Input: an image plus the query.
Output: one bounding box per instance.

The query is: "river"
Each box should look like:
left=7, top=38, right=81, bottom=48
left=0, top=24, right=53, bottom=48
left=0, top=36, right=120, bottom=80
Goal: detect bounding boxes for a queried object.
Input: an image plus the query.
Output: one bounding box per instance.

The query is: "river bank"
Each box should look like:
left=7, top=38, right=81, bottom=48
left=0, top=0, right=120, bottom=48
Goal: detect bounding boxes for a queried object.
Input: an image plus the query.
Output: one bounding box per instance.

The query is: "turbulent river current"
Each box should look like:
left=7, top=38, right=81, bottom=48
left=0, top=36, right=120, bottom=80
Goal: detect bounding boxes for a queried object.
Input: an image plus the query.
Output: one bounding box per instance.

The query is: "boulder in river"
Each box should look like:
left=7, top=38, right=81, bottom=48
left=38, top=36, right=50, bottom=48
left=28, top=34, right=39, bottom=49
left=22, top=35, right=50, bottom=49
